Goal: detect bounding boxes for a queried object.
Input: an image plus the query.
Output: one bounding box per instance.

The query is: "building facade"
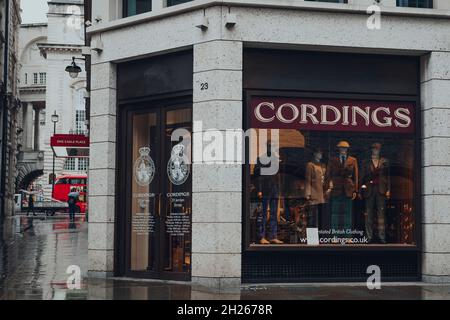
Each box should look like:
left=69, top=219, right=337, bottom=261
left=0, top=0, right=21, bottom=226
left=16, top=23, right=47, bottom=197
left=17, top=0, right=88, bottom=199
left=87, top=0, right=450, bottom=287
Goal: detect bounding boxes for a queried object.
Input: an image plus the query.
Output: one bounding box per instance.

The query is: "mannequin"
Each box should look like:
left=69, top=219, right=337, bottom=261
left=254, top=141, right=284, bottom=244
left=360, top=142, right=390, bottom=244
left=305, top=147, right=326, bottom=227
left=326, top=141, right=358, bottom=239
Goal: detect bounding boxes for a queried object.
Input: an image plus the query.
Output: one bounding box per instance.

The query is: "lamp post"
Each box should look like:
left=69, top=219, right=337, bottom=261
left=65, top=57, right=84, bottom=79
left=51, top=111, right=59, bottom=197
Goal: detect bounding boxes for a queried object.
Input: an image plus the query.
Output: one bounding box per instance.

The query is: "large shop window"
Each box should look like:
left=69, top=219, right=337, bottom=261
left=247, top=96, right=417, bottom=247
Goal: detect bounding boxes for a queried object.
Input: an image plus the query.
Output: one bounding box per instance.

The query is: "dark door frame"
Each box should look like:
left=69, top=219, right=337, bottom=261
left=115, top=93, right=192, bottom=281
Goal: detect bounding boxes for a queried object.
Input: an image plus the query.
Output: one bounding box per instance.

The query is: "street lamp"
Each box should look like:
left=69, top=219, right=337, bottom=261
left=51, top=111, right=59, bottom=197
left=65, top=57, right=84, bottom=79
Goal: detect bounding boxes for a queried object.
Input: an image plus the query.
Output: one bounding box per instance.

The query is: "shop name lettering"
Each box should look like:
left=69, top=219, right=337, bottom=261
left=253, top=100, right=414, bottom=133
left=54, top=138, right=88, bottom=146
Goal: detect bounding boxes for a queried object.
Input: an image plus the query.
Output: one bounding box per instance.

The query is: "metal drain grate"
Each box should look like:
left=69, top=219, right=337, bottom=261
left=242, top=251, right=420, bottom=283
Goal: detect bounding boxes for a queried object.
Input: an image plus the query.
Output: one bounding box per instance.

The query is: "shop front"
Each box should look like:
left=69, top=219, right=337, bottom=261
left=114, top=51, right=193, bottom=281
left=87, top=0, right=450, bottom=288
left=242, top=49, right=421, bottom=282
left=111, top=47, right=422, bottom=283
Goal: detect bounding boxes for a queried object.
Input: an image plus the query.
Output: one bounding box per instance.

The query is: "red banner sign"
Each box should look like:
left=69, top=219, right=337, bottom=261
left=250, top=97, right=415, bottom=134
left=50, top=134, right=89, bottom=148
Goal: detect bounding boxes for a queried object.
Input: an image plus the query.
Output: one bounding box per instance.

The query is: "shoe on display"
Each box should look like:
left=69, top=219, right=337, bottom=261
left=269, top=239, right=284, bottom=244
left=259, top=238, right=270, bottom=245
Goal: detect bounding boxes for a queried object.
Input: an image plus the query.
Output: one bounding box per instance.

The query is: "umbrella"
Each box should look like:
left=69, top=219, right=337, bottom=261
left=68, top=191, right=80, bottom=198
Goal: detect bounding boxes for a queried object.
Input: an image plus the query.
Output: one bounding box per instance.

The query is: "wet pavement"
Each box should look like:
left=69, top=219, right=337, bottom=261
left=1, top=214, right=450, bottom=300
left=0, top=214, right=88, bottom=300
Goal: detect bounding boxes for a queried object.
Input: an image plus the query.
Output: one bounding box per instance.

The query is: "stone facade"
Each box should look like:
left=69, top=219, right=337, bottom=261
left=87, top=62, right=116, bottom=277
left=87, top=0, right=450, bottom=286
left=191, top=40, right=243, bottom=288
left=421, top=51, right=450, bottom=283
left=17, top=0, right=87, bottom=199
left=0, top=0, right=21, bottom=227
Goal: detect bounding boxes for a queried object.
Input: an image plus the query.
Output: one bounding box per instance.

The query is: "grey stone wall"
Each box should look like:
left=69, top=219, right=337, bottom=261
left=191, top=40, right=243, bottom=289
left=88, top=62, right=117, bottom=277
left=87, top=2, right=450, bottom=285
left=421, top=51, right=450, bottom=283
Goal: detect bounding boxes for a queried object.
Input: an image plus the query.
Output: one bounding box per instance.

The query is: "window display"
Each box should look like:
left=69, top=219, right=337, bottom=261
left=248, top=96, right=417, bottom=247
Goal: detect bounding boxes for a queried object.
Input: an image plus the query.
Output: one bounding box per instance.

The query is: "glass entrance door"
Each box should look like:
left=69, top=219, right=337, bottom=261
left=125, top=105, right=192, bottom=280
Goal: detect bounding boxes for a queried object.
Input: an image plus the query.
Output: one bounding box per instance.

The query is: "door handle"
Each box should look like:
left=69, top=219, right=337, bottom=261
left=156, top=193, right=162, bottom=218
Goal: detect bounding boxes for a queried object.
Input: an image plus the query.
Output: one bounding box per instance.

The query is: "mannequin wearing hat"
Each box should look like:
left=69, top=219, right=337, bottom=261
left=325, top=141, right=359, bottom=238
left=360, top=142, right=391, bottom=244
left=305, top=147, right=326, bottom=227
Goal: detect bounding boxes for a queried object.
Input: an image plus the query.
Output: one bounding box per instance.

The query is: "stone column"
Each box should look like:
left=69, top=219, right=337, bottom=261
left=33, top=105, right=41, bottom=151
left=191, top=40, right=243, bottom=289
left=23, top=102, right=34, bottom=150
left=421, top=51, right=450, bottom=283
left=88, top=62, right=117, bottom=278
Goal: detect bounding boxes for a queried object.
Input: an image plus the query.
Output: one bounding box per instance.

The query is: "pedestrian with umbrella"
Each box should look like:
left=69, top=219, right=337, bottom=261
left=68, top=188, right=80, bottom=222
left=27, top=188, right=37, bottom=217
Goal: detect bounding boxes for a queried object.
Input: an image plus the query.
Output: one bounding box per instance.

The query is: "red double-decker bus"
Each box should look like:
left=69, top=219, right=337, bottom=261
left=52, top=174, right=87, bottom=214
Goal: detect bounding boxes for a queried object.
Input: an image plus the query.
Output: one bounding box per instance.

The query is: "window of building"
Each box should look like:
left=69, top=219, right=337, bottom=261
left=305, top=0, right=347, bottom=3
left=63, top=158, right=89, bottom=172
left=39, top=72, right=46, bottom=84
left=397, top=0, right=433, bottom=7
left=75, top=110, right=86, bottom=134
left=74, top=89, right=86, bottom=134
left=124, top=0, right=152, bottom=17
left=33, top=73, right=38, bottom=84
left=167, top=0, right=193, bottom=6
left=64, top=158, right=76, bottom=171
left=246, top=96, right=417, bottom=248
left=78, top=158, right=89, bottom=172
left=25, top=73, right=28, bottom=84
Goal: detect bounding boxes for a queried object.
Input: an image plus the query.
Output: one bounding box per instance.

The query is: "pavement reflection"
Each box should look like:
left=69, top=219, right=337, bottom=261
left=1, top=215, right=450, bottom=300
left=0, top=215, right=87, bottom=300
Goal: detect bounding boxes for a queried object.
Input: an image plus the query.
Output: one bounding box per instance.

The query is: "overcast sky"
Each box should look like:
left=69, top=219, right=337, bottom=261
left=21, top=0, right=48, bottom=24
